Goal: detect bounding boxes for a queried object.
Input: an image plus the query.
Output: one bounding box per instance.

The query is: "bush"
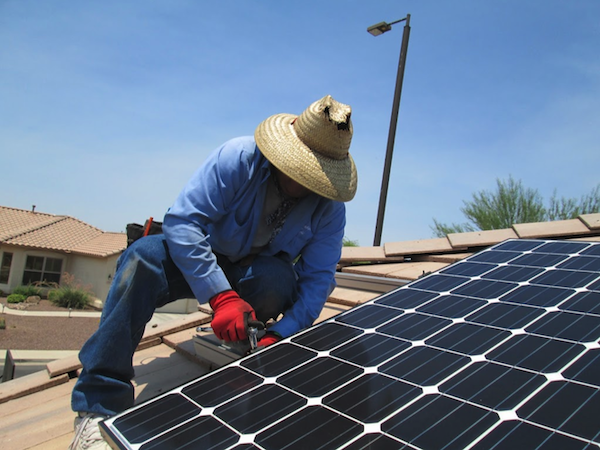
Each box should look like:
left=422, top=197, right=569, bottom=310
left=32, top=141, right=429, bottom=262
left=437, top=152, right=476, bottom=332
left=7, top=293, right=26, bottom=304
left=49, top=287, right=91, bottom=309
left=12, top=285, right=41, bottom=298
left=48, top=273, right=95, bottom=309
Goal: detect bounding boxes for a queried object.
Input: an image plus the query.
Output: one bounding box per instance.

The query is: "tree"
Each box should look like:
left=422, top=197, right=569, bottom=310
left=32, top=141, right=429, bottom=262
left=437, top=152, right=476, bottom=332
left=432, top=176, right=600, bottom=237
left=343, top=237, right=359, bottom=247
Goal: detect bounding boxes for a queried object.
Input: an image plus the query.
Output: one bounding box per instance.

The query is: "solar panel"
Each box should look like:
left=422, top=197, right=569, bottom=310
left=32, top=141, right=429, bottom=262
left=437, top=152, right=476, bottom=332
left=101, top=239, right=600, bottom=449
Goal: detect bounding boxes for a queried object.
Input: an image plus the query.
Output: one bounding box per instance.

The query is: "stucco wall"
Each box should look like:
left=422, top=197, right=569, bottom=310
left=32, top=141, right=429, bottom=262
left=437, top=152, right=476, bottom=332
left=0, top=244, right=121, bottom=303
left=67, top=254, right=120, bottom=303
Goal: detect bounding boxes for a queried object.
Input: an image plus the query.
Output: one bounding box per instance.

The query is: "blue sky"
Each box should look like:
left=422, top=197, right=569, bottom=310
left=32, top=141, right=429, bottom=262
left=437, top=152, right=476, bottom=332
left=1, top=1, right=599, bottom=245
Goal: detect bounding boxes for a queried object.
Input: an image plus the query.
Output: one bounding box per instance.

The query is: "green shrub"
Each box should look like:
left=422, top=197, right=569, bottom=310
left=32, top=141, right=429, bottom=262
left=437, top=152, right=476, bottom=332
left=49, top=286, right=91, bottom=309
left=48, top=273, right=94, bottom=309
left=0, top=317, right=5, bottom=330
left=7, top=293, right=26, bottom=304
left=47, top=289, right=60, bottom=302
left=13, top=285, right=41, bottom=297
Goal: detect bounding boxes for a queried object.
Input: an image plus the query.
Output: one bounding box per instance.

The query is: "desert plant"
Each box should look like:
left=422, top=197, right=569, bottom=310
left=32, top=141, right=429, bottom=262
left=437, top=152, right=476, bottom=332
left=12, top=284, right=41, bottom=298
left=343, top=237, right=359, bottom=247
left=7, top=293, right=26, bottom=304
left=432, top=177, right=600, bottom=237
left=48, top=272, right=95, bottom=309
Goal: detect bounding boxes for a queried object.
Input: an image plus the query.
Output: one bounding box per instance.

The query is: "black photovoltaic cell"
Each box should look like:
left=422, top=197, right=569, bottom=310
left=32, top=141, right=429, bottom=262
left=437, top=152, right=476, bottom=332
left=471, top=421, right=596, bottom=450
left=112, top=394, right=199, bottom=444
left=101, top=239, right=600, bottom=450
left=486, top=334, right=585, bottom=372
left=254, top=406, right=363, bottom=449
left=450, top=278, right=517, bottom=299
left=560, top=290, right=600, bottom=314
left=290, top=322, right=363, bottom=351
left=440, top=261, right=497, bottom=277
left=466, top=302, right=545, bottom=328
left=374, top=288, right=438, bottom=309
left=494, top=240, right=542, bottom=251
left=330, top=333, right=411, bottom=367
left=562, top=348, right=600, bottom=387
left=482, top=264, right=545, bottom=282
left=181, top=367, right=262, bottom=406
left=381, top=394, right=499, bottom=449
left=322, top=373, right=421, bottom=423
left=416, top=294, right=486, bottom=318
left=509, top=252, right=569, bottom=268
left=425, top=322, right=511, bottom=354
left=376, top=312, right=451, bottom=340
left=408, top=273, right=470, bottom=292
left=499, top=284, right=575, bottom=307
left=240, top=343, right=316, bottom=377
left=379, top=346, right=470, bottom=385
left=517, top=381, right=600, bottom=442
left=589, top=278, right=600, bottom=291
left=468, top=249, right=520, bottom=263
left=214, top=384, right=306, bottom=434
left=277, top=357, right=363, bottom=397
left=439, top=361, right=546, bottom=409
left=335, top=304, right=402, bottom=328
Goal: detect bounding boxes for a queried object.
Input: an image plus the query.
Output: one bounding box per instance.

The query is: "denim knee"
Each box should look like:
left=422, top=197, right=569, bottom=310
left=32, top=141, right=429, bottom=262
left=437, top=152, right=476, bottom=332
left=237, top=256, right=297, bottom=322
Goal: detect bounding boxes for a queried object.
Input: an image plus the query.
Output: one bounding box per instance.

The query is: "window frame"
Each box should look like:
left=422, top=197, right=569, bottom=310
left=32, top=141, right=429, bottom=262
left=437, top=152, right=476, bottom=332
left=0, top=252, right=13, bottom=284
left=22, top=255, right=63, bottom=285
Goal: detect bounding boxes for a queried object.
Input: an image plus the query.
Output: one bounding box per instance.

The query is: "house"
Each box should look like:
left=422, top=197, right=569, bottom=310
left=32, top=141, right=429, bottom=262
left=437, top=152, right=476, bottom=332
left=0, top=205, right=127, bottom=302
left=0, top=213, right=599, bottom=449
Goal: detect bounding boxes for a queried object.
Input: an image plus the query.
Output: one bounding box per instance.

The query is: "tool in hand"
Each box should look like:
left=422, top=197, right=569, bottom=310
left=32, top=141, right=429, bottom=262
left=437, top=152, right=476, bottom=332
left=197, top=316, right=265, bottom=352
left=245, top=317, right=265, bottom=351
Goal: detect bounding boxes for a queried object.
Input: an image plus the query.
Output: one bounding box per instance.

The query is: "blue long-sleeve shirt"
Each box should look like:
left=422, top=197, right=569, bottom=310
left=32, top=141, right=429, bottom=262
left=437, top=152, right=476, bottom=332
left=162, top=136, right=346, bottom=338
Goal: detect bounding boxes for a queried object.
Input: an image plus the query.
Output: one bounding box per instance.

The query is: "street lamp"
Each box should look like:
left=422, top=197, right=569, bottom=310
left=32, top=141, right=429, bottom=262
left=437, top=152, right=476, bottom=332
left=369, top=15, right=411, bottom=246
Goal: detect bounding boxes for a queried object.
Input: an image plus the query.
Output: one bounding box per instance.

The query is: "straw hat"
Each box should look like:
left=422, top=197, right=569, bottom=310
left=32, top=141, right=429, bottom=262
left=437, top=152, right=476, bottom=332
left=255, top=95, right=357, bottom=202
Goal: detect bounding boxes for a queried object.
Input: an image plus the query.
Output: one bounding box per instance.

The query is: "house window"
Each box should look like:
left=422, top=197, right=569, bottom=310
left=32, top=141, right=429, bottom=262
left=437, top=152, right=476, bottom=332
left=22, top=256, right=63, bottom=285
left=0, top=252, right=13, bottom=284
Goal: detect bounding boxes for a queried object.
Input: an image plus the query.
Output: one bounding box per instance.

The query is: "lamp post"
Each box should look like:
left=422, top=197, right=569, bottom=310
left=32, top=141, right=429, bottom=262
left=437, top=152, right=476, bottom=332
left=368, top=14, right=411, bottom=246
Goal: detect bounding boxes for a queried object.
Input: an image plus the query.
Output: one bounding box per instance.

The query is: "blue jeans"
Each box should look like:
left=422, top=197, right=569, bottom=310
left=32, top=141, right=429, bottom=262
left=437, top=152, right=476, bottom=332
left=71, top=234, right=297, bottom=416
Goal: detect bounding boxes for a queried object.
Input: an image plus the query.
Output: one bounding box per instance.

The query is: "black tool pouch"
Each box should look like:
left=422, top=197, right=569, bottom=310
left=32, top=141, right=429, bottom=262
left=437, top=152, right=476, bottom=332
left=126, top=217, right=163, bottom=247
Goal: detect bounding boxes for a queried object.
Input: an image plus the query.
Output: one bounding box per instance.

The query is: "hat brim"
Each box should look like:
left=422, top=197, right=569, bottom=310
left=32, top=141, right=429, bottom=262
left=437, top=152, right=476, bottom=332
left=255, top=113, right=357, bottom=202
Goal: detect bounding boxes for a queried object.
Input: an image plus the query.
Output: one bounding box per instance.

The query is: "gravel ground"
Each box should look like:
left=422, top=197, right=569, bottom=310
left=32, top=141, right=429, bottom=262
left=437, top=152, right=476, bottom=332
left=0, top=298, right=100, bottom=350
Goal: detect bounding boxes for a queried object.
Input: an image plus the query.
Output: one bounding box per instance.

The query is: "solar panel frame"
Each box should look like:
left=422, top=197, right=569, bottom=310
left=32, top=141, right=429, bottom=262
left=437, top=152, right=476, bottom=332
left=101, top=239, right=600, bottom=450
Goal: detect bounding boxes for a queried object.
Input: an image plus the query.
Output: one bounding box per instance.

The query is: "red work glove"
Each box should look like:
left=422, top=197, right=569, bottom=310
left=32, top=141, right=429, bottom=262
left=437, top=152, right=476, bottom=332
left=257, top=332, right=281, bottom=348
left=209, top=290, right=257, bottom=342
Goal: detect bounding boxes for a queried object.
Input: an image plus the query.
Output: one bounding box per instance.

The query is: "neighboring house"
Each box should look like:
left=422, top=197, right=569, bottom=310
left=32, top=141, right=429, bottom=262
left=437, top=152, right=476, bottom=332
left=0, top=205, right=127, bottom=303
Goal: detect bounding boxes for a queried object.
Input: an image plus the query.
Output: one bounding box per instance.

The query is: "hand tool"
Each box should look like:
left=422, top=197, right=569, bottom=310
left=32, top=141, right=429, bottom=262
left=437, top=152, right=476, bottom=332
left=245, top=317, right=265, bottom=351
left=197, top=316, right=265, bottom=352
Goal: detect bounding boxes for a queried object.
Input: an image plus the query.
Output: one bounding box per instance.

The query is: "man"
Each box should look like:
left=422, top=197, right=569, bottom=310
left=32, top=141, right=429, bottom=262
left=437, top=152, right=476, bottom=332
left=69, top=95, right=357, bottom=449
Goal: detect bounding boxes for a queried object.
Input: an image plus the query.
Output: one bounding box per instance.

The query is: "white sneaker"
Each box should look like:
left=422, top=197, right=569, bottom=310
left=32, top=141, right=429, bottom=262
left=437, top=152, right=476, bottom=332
left=68, top=412, right=111, bottom=450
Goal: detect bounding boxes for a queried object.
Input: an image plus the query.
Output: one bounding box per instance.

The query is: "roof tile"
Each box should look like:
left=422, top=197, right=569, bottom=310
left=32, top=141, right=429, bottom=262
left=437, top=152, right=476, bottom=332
left=580, top=213, right=600, bottom=230
left=512, top=218, right=590, bottom=239
left=0, top=205, right=126, bottom=257
left=384, top=237, right=455, bottom=256
left=447, top=228, right=518, bottom=249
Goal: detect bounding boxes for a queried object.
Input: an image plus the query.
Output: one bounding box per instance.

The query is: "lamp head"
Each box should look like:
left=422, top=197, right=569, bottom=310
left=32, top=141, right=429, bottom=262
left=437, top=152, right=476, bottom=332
left=367, top=21, right=392, bottom=36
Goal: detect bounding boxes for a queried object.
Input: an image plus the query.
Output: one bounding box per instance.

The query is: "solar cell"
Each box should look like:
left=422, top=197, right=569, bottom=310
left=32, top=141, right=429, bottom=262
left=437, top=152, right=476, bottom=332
left=499, top=283, right=575, bottom=307
left=101, top=239, right=600, bottom=449
left=560, top=290, right=600, bottom=314
left=466, top=302, right=544, bottom=328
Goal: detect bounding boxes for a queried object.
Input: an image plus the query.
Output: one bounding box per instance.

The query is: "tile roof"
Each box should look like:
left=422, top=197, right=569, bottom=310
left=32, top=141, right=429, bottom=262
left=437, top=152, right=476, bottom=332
left=1, top=212, right=599, bottom=449
left=0, top=206, right=126, bottom=257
